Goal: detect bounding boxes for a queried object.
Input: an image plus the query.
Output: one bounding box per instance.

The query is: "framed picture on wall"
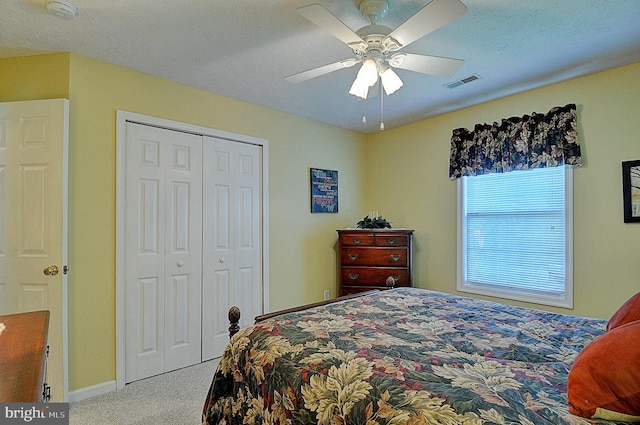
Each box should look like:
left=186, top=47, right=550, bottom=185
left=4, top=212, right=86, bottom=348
left=622, top=160, right=640, bottom=223
left=310, top=168, right=338, bottom=213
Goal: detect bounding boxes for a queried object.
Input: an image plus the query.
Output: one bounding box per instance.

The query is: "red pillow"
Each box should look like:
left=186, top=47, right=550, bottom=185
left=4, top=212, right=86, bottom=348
left=607, top=292, right=640, bottom=331
left=568, top=320, right=640, bottom=421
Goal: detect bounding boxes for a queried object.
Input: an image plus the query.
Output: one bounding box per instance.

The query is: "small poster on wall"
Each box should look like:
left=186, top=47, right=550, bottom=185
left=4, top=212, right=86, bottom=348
left=622, top=159, right=640, bottom=223
left=310, top=168, right=338, bottom=213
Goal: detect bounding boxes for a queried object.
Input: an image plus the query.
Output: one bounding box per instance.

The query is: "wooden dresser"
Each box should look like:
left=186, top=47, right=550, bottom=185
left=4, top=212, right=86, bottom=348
left=337, top=229, right=414, bottom=296
left=0, top=310, right=50, bottom=402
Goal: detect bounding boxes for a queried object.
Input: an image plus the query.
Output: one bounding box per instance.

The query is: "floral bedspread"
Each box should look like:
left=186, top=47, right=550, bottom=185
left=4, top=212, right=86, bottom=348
left=202, top=288, right=619, bottom=425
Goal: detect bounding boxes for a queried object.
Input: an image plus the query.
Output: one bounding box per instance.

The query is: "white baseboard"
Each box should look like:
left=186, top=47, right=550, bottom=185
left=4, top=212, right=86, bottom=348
left=68, top=380, right=116, bottom=403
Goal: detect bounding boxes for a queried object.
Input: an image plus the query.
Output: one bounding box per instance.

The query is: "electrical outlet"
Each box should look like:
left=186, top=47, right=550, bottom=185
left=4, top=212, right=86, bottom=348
left=323, top=290, right=330, bottom=300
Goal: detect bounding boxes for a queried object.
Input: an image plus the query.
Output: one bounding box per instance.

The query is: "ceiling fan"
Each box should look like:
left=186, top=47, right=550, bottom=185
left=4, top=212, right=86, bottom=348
left=286, top=0, right=467, bottom=99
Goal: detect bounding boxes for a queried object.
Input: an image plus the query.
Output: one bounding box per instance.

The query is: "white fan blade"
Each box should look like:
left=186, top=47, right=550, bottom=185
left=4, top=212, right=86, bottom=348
left=387, top=0, right=467, bottom=48
left=297, top=4, right=365, bottom=46
left=390, top=53, right=463, bottom=77
left=285, top=59, right=359, bottom=83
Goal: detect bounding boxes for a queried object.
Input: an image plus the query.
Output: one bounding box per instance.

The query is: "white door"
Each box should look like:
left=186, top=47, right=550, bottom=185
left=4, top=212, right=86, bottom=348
left=124, top=123, right=203, bottom=383
left=0, top=99, right=69, bottom=401
left=202, top=136, right=262, bottom=360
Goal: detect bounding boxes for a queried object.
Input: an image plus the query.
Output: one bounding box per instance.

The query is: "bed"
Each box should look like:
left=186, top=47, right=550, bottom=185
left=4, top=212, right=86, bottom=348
left=202, top=287, right=638, bottom=425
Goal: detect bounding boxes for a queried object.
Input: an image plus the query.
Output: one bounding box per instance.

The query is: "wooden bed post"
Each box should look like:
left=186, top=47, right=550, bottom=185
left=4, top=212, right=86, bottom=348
left=228, top=306, right=240, bottom=338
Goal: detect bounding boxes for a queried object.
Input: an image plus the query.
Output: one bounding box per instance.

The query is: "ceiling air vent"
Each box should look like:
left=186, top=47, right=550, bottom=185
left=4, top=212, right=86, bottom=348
left=445, top=74, right=480, bottom=89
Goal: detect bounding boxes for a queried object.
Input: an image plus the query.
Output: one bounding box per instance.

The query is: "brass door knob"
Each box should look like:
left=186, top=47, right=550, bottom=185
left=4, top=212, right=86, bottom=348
left=44, top=265, right=60, bottom=276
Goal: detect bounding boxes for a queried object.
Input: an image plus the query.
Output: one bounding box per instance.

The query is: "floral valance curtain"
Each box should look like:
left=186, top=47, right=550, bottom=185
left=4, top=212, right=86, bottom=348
left=449, top=103, right=581, bottom=180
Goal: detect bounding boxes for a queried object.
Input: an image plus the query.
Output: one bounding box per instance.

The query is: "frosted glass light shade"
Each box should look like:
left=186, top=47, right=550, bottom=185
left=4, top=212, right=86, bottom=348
left=357, top=59, right=378, bottom=87
left=349, top=77, right=369, bottom=99
left=380, top=67, right=403, bottom=95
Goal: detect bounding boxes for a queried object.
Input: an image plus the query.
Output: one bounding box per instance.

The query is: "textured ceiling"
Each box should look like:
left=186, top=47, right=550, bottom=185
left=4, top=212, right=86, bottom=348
left=2, top=0, right=640, bottom=133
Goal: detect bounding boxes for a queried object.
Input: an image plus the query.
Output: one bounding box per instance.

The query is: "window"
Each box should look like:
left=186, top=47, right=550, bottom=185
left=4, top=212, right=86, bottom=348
left=457, top=166, right=573, bottom=308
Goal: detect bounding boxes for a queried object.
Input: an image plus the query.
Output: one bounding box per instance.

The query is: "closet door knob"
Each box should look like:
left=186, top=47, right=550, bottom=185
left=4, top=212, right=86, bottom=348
left=43, top=265, right=59, bottom=276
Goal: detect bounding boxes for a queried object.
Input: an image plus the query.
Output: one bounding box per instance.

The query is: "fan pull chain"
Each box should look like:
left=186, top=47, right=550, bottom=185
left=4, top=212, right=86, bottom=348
left=362, top=98, right=367, bottom=124
left=380, top=82, right=385, bottom=130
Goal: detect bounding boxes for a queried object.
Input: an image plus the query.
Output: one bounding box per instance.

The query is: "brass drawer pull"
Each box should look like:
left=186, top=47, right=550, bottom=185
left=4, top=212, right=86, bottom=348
left=386, top=238, right=396, bottom=244
left=348, top=273, right=359, bottom=280
left=353, top=238, right=362, bottom=244
left=389, top=254, right=402, bottom=262
left=348, top=254, right=359, bottom=261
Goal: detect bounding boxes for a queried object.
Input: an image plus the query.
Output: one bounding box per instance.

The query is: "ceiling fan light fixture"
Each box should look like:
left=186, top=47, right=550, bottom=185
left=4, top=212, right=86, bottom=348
left=291, top=1, right=468, bottom=128
left=380, top=66, right=403, bottom=95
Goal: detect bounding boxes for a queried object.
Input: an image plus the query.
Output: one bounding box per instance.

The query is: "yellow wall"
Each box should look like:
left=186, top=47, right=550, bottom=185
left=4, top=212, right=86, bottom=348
left=2, top=52, right=639, bottom=393
left=0, top=53, right=69, bottom=98
left=1, top=53, right=367, bottom=391
left=367, top=61, right=640, bottom=319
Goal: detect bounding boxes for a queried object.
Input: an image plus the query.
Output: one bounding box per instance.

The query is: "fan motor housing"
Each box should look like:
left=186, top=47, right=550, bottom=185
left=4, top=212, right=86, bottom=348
left=353, top=25, right=400, bottom=57
left=357, top=24, right=392, bottom=39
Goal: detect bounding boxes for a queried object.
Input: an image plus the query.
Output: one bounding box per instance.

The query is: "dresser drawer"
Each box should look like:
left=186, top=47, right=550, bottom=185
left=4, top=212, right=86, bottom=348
left=341, top=267, right=410, bottom=286
left=374, top=234, right=408, bottom=247
left=341, top=285, right=382, bottom=295
left=340, top=247, right=408, bottom=267
left=340, top=233, right=374, bottom=246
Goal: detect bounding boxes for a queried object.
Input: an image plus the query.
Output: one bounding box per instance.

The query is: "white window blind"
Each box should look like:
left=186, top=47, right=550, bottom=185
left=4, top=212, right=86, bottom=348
left=457, top=166, right=573, bottom=308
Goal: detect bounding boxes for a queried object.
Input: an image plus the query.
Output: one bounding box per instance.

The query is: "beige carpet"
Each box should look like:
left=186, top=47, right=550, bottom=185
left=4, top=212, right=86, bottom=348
left=69, top=359, right=220, bottom=425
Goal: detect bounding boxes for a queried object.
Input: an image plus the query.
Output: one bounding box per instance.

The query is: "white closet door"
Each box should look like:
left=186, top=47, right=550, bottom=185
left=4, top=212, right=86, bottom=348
left=124, top=123, right=202, bottom=382
left=202, top=136, right=262, bottom=360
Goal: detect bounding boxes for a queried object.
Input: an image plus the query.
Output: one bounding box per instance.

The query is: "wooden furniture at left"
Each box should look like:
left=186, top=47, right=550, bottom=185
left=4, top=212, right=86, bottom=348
left=0, top=310, right=50, bottom=402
